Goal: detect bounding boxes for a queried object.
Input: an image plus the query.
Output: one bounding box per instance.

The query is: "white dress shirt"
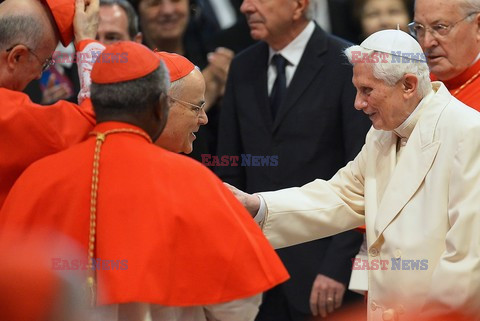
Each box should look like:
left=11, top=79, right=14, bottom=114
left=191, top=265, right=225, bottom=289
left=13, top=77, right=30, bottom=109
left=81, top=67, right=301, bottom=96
left=267, top=21, right=315, bottom=94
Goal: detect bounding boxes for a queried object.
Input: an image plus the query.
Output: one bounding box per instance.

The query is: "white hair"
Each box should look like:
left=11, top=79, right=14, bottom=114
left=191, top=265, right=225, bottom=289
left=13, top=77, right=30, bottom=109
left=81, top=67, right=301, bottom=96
left=305, top=1, right=314, bottom=20
left=344, top=45, right=432, bottom=98
left=167, top=66, right=200, bottom=97
left=456, top=0, right=480, bottom=16
left=414, top=0, right=480, bottom=19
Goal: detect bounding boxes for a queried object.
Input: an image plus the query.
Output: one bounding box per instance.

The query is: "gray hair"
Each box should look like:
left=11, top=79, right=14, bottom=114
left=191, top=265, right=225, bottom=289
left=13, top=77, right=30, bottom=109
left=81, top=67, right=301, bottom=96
left=0, top=15, right=43, bottom=50
left=344, top=45, right=432, bottom=98
left=459, top=0, right=480, bottom=17
left=305, top=1, right=314, bottom=20
left=100, top=0, right=140, bottom=40
left=168, top=76, right=186, bottom=97
left=167, top=65, right=200, bottom=96
left=91, top=61, right=170, bottom=118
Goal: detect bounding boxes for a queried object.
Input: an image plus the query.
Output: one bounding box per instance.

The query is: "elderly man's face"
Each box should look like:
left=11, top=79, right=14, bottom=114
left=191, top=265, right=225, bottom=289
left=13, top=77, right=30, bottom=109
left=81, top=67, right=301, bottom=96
left=0, top=0, right=58, bottom=91
left=155, top=68, right=208, bottom=154
left=414, top=0, right=480, bottom=81
left=352, top=63, right=413, bottom=131
left=97, top=5, right=132, bottom=44
left=138, top=0, right=189, bottom=44
left=240, top=0, right=302, bottom=46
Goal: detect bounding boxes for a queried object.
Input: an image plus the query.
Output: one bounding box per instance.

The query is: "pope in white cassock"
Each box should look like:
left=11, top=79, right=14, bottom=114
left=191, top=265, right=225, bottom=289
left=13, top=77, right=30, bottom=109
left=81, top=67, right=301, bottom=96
left=227, top=30, right=480, bottom=321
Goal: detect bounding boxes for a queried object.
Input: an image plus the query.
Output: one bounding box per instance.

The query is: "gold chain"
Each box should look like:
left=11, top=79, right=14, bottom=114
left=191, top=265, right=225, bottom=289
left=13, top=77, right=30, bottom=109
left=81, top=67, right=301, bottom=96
left=86, top=128, right=152, bottom=306
left=452, top=69, right=480, bottom=96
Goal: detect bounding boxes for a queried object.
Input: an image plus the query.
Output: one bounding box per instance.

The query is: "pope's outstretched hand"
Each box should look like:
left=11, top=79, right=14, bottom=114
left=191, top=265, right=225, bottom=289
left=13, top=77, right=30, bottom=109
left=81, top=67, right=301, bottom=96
left=224, top=183, right=260, bottom=217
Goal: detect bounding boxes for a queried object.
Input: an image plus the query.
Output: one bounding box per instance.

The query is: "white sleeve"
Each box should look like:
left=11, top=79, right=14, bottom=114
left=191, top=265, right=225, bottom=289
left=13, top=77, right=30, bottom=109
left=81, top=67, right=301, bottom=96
left=259, top=144, right=368, bottom=249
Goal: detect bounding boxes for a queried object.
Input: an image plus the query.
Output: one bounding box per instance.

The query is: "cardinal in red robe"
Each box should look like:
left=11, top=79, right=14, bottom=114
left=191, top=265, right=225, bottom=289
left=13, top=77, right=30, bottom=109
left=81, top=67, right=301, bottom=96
left=0, top=0, right=105, bottom=207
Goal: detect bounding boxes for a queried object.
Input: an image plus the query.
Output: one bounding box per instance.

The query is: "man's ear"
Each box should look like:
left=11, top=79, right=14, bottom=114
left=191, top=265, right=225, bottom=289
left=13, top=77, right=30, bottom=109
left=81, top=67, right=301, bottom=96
left=293, top=0, right=309, bottom=21
left=402, top=73, right=418, bottom=99
left=6, top=45, right=30, bottom=70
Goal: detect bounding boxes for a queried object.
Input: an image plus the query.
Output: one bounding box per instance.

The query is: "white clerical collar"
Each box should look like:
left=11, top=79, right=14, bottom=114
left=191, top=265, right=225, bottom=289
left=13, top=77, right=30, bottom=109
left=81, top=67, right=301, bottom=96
left=394, top=89, right=435, bottom=139
left=471, top=51, right=480, bottom=65
left=268, top=21, right=315, bottom=68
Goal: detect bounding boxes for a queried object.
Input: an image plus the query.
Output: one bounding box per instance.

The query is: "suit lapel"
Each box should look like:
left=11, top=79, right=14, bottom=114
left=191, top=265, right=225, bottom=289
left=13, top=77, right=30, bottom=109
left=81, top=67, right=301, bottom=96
left=272, top=26, right=327, bottom=132
left=372, top=83, right=450, bottom=240
left=373, top=136, right=440, bottom=239
left=242, top=43, right=273, bottom=129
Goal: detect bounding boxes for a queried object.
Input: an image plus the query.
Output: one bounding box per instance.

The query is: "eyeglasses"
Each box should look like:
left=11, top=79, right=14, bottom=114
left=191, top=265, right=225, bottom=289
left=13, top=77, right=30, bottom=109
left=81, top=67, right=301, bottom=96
left=6, top=44, right=55, bottom=73
left=168, top=95, right=206, bottom=116
left=408, top=12, right=479, bottom=39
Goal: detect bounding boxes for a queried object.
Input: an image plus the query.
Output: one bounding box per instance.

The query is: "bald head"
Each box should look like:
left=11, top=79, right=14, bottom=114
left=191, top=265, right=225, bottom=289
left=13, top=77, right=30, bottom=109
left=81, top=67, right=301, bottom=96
left=0, top=0, right=59, bottom=90
left=0, top=0, right=58, bottom=50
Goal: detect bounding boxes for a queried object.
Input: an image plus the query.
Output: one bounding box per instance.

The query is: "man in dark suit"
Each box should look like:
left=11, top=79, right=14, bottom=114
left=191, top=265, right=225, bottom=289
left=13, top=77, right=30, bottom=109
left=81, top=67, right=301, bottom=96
left=216, top=0, right=371, bottom=320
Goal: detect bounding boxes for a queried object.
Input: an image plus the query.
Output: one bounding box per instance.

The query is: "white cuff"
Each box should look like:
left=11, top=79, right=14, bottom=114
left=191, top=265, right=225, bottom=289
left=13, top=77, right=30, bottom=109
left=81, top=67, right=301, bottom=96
left=253, top=194, right=266, bottom=224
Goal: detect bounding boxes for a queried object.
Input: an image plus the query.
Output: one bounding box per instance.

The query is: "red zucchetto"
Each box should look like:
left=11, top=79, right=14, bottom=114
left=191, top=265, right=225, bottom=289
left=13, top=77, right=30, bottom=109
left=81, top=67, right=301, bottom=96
left=91, top=41, right=161, bottom=84
left=154, top=50, right=196, bottom=82
left=43, top=0, right=75, bottom=46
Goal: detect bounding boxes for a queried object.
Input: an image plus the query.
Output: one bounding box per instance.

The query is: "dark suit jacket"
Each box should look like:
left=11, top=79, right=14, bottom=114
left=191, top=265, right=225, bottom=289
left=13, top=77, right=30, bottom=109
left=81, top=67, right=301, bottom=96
left=216, top=24, right=370, bottom=314
left=328, top=0, right=360, bottom=43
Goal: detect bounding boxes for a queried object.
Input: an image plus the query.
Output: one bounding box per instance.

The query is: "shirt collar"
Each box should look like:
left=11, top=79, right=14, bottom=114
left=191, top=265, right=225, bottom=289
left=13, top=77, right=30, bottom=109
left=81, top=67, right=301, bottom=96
left=393, top=89, right=434, bottom=139
left=268, top=21, right=315, bottom=67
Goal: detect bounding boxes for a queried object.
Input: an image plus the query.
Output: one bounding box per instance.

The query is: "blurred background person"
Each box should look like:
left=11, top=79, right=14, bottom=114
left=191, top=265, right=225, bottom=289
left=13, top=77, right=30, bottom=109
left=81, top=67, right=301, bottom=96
left=0, top=231, right=93, bottom=321
left=411, top=0, right=480, bottom=111
left=353, top=0, right=412, bottom=42
left=97, top=0, right=143, bottom=44
left=23, top=43, right=80, bottom=105
left=309, top=0, right=359, bottom=43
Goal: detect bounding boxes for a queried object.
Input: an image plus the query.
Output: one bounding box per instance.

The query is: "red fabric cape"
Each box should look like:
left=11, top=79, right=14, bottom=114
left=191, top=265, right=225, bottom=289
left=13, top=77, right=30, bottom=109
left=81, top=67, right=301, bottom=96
left=0, top=121, right=289, bottom=306
left=431, top=59, right=480, bottom=112
left=0, top=88, right=95, bottom=208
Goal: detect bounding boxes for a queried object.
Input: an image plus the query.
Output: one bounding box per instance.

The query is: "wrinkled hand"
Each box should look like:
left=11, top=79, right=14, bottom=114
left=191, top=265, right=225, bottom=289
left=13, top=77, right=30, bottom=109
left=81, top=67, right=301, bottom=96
left=74, top=0, right=99, bottom=43
left=310, top=274, right=346, bottom=318
left=223, top=183, right=260, bottom=217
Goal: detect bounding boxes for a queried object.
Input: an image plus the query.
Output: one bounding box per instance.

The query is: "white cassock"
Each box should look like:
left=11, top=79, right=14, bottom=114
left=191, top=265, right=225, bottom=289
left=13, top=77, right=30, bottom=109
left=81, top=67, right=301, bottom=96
left=257, top=82, right=480, bottom=320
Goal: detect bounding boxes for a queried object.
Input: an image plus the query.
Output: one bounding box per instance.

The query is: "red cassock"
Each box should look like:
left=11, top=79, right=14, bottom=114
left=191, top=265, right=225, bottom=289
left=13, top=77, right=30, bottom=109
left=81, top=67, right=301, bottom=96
left=431, top=59, right=480, bottom=112
left=0, top=121, right=289, bottom=306
left=0, top=88, right=95, bottom=207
